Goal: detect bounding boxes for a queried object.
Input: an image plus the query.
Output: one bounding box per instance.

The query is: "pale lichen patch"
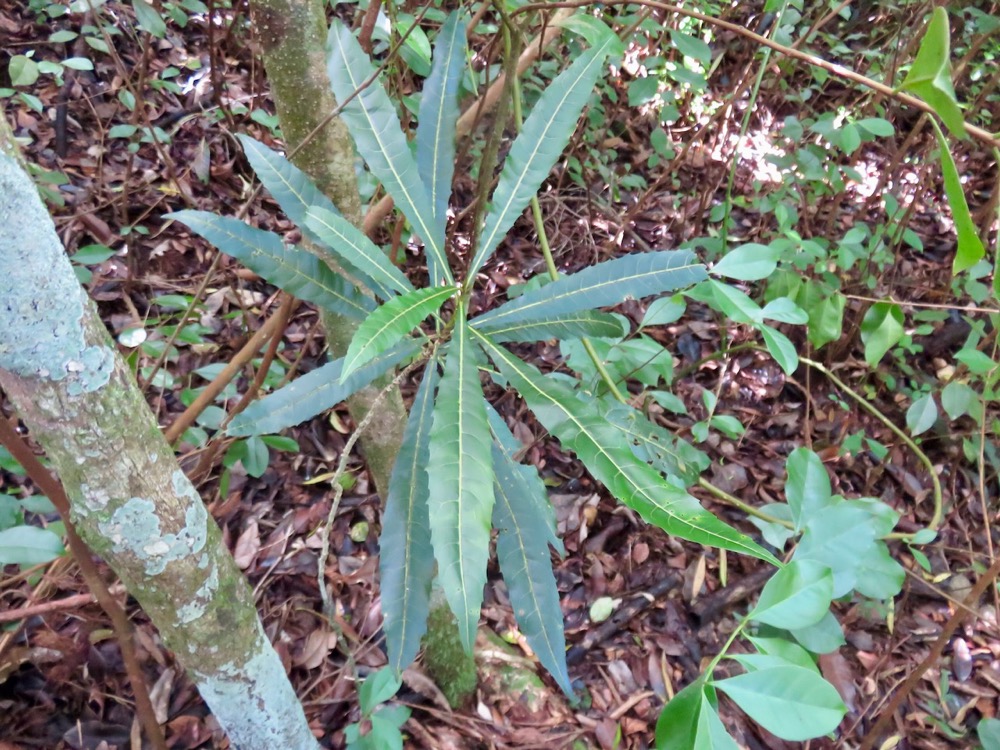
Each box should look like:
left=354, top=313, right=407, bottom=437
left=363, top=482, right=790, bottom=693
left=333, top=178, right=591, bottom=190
left=80, top=483, right=112, bottom=513
left=176, top=563, right=220, bottom=624
left=0, top=155, right=113, bottom=393
left=97, top=496, right=208, bottom=575
left=194, top=631, right=317, bottom=748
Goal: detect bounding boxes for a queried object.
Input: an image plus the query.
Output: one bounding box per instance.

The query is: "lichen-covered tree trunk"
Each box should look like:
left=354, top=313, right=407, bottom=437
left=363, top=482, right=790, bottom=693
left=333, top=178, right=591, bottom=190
left=247, top=0, right=476, bottom=703
left=0, top=121, right=319, bottom=750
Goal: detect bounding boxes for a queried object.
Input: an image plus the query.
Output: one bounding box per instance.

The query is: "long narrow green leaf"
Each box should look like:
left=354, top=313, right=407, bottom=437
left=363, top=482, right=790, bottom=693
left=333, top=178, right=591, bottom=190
left=468, top=35, right=616, bottom=276
left=167, top=211, right=374, bottom=319
left=601, top=398, right=709, bottom=485
left=486, top=404, right=561, bottom=551
left=304, top=206, right=414, bottom=298
left=473, top=251, right=707, bottom=330
left=227, top=340, right=420, bottom=436
left=476, top=332, right=778, bottom=564
left=426, top=304, right=494, bottom=651
left=235, top=135, right=385, bottom=297
left=327, top=21, right=453, bottom=285
left=471, top=310, right=624, bottom=342
left=487, top=405, right=571, bottom=695
left=237, top=135, right=341, bottom=236
left=929, top=122, right=984, bottom=273
left=342, top=286, right=454, bottom=379
left=415, top=10, right=465, bottom=280
left=381, top=360, right=440, bottom=675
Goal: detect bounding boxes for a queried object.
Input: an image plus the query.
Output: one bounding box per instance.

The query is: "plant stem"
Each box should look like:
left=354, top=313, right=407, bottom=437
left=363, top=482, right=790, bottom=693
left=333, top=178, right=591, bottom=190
left=697, top=477, right=793, bottom=528
left=799, top=356, right=943, bottom=530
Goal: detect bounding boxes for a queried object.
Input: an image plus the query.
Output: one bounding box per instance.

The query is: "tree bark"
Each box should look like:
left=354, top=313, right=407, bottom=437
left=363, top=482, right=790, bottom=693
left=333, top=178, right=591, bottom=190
left=0, top=117, right=319, bottom=750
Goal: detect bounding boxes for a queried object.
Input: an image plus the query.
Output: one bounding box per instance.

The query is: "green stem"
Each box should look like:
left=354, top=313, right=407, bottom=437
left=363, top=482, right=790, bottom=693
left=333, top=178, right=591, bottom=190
left=697, top=477, right=793, bottom=528
left=800, top=356, right=943, bottom=530
left=703, top=616, right=750, bottom=677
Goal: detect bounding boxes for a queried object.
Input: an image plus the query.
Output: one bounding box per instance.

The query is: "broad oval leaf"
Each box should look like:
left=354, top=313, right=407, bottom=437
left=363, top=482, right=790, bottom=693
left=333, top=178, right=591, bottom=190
left=642, top=295, right=686, bottom=327
left=133, top=0, right=166, bottom=38
left=670, top=29, right=712, bottom=66
left=941, top=380, right=977, bottom=420
left=0, top=526, right=65, bottom=565
left=745, top=635, right=820, bottom=673
left=656, top=681, right=738, bottom=750
left=853, top=543, right=905, bottom=600
left=906, top=392, right=939, bottom=435
left=476, top=333, right=779, bottom=565
left=427, top=306, right=495, bottom=651
left=761, top=297, right=808, bottom=325
left=714, top=665, right=846, bottom=741
left=860, top=301, right=904, bottom=366
left=381, top=361, right=440, bottom=675
left=415, top=10, right=466, bottom=281
left=695, top=279, right=762, bottom=324
left=785, top=448, right=832, bottom=530
left=655, top=680, right=703, bottom=750
left=327, top=21, right=452, bottom=285
left=790, top=609, right=846, bottom=654
left=305, top=206, right=413, bottom=299
left=341, top=285, right=454, bottom=380
left=359, top=667, right=403, bottom=711
left=473, top=251, right=707, bottom=331
left=469, top=34, right=618, bottom=275
left=167, top=211, right=374, bottom=320
left=749, top=560, right=833, bottom=630
left=491, top=424, right=572, bottom=695
left=472, top=310, right=625, bottom=342
left=759, top=324, right=797, bottom=376
left=227, top=339, right=420, bottom=436
left=797, top=504, right=878, bottom=597
left=711, top=243, right=780, bottom=281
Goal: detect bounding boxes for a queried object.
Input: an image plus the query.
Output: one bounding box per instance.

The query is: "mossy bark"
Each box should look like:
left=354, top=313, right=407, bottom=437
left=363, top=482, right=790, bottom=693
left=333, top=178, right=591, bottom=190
left=248, top=0, right=476, bottom=704
left=0, top=122, right=318, bottom=750
left=423, top=599, right=479, bottom=708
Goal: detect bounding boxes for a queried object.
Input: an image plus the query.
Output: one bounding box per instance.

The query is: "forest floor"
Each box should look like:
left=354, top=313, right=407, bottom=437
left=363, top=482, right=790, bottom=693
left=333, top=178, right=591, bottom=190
left=2, top=2, right=1000, bottom=750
